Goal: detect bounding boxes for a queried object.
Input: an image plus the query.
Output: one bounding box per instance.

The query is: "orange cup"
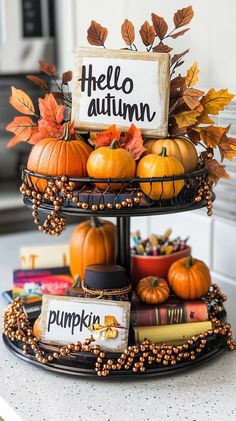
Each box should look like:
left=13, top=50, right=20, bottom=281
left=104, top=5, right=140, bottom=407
left=131, top=245, right=191, bottom=287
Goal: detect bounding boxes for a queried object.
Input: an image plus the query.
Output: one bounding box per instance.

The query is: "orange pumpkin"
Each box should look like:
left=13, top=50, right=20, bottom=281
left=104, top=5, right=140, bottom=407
left=168, top=256, right=211, bottom=300
left=70, top=217, right=116, bottom=279
left=27, top=122, right=92, bottom=191
left=137, top=147, right=185, bottom=200
left=136, top=276, right=170, bottom=305
left=33, top=316, right=41, bottom=338
left=150, top=137, right=198, bottom=173
left=86, top=140, right=136, bottom=191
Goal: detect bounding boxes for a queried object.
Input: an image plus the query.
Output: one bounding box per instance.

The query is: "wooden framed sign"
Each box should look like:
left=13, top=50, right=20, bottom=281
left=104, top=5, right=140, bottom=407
left=72, top=47, right=170, bottom=137
left=39, top=295, right=131, bottom=352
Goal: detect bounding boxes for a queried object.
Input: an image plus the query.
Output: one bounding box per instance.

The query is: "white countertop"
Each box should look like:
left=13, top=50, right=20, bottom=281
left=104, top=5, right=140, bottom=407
left=1, top=228, right=236, bottom=421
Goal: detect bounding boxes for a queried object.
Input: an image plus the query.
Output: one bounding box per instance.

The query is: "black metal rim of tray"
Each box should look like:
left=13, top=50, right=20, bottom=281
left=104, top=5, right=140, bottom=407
left=2, top=331, right=226, bottom=379
left=21, top=165, right=210, bottom=218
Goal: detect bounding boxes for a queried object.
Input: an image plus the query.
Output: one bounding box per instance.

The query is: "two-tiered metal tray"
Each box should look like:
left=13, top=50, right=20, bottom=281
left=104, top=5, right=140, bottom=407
left=3, top=165, right=228, bottom=378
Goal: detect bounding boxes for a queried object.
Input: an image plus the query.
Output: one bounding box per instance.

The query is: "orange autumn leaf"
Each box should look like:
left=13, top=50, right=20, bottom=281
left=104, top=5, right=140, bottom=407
left=87, top=20, right=108, bottom=47
left=62, top=70, right=72, bottom=84
left=153, top=43, right=172, bottom=53
left=151, top=13, right=168, bottom=40
left=6, top=116, right=37, bottom=147
left=183, top=87, right=204, bottom=110
left=38, top=93, right=64, bottom=125
left=27, top=75, right=48, bottom=90
left=39, top=61, right=56, bottom=76
left=200, top=88, right=234, bottom=116
left=104, top=315, right=119, bottom=327
left=173, top=6, right=194, bottom=28
left=196, top=111, right=215, bottom=125
left=196, top=125, right=230, bottom=149
left=139, top=21, right=155, bottom=46
left=95, top=125, right=121, bottom=147
left=185, top=62, right=199, bottom=87
left=170, top=28, right=190, bottom=39
left=123, top=123, right=146, bottom=160
left=10, top=87, right=35, bottom=115
left=121, top=19, right=135, bottom=46
left=174, top=110, right=200, bottom=128
left=205, top=159, right=229, bottom=183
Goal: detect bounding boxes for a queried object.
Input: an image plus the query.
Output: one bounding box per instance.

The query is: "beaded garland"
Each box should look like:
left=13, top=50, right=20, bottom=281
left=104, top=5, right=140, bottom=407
left=3, top=284, right=235, bottom=377
left=20, top=155, right=213, bottom=236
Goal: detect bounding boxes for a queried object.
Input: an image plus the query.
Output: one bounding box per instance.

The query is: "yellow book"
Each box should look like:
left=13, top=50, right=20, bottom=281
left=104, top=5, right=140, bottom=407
left=134, top=321, right=212, bottom=344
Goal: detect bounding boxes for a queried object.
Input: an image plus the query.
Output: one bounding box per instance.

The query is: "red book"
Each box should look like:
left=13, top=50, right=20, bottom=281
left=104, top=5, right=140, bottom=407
left=131, top=296, right=209, bottom=327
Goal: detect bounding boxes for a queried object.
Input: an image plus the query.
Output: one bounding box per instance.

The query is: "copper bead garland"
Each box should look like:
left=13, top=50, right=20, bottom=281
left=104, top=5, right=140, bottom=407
left=3, top=284, right=236, bottom=377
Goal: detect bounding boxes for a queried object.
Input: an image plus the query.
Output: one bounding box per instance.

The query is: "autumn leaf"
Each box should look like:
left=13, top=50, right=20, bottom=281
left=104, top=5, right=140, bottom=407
left=183, top=87, right=204, bottom=110
left=170, top=76, right=186, bottom=93
left=153, top=43, right=172, bottom=53
left=171, top=49, right=189, bottom=66
left=200, top=88, right=234, bottom=116
left=95, top=125, right=121, bottom=147
left=186, top=128, right=201, bottom=145
left=185, top=62, right=199, bottom=87
left=10, top=87, right=35, bottom=115
left=174, top=110, right=200, bottom=128
left=26, top=75, right=48, bottom=90
left=6, top=116, right=36, bottom=139
left=123, top=124, right=146, bottom=160
left=195, top=125, right=230, bottom=149
left=151, top=13, right=168, bottom=39
left=196, top=112, right=215, bottom=125
left=87, top=20, right=108, bottom=47
left=205, top=159, right=229, bottom=183
left=104, top=316, right=119, bottom=327
left=39, top=61, right=56, bottom=76
left=139, top=21, right=155, bottom=46
left=38, top=93, right=64, bottom=125
left=121, top=19, right=135, bottom=46
left=174, top=6, right=194, bottom=28
left=62, top=71, right=72, bottom=84
left=170, top=28, right=190, bottom=39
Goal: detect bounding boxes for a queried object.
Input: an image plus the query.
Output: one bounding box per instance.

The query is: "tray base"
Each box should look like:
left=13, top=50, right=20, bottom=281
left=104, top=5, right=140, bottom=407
left=3, top=333, right=226, bottom=379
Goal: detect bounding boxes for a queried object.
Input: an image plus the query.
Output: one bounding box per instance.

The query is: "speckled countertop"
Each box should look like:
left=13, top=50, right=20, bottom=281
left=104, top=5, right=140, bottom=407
left=1, top=230, right=236, bottom=421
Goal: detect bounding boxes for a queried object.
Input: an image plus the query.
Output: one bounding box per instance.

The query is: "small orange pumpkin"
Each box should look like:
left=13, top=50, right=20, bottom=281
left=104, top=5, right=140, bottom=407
left=33, top=316, right=41, bottom=338
left=168, top=256, right=211, bottom=300
left=86, top=140, right=136, bottom=191
left=27, top=122, right=92, bottom=191
left=137, top=147, right=185, bottom=200
left=70, top=217, right=116, bottom=279
left=136, top=276, right=170, bottom=305
left=150, top=138, right=198, bottom=173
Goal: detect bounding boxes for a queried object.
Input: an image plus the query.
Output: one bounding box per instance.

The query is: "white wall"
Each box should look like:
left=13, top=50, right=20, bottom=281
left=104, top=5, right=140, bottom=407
left=56, top=0, right=236, bottom=92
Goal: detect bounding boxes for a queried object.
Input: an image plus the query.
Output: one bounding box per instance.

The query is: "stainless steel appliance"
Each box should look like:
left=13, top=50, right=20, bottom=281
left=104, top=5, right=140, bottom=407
left=0, top=0, right=55, bottom=74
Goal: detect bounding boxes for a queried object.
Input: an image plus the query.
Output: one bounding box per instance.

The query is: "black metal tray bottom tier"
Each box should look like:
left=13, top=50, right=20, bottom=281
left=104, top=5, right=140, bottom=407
left=3, top=332, right=226, bottom=379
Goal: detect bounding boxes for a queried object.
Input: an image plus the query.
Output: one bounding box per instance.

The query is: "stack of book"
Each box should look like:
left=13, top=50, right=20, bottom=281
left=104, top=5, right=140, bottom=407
left=131, top=295, right=212, bottom=344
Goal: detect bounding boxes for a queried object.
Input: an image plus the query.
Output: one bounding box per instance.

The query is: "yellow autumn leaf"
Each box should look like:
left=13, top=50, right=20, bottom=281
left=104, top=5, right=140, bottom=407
left=185, top=62, right=199, bottom=87
left=196, top=111, right=215, bottom=125
left=201, top=88, right=234, bottom=115
left=174, top=110, right=200, bottom=128
left=103, top=328, right=118, bottom=340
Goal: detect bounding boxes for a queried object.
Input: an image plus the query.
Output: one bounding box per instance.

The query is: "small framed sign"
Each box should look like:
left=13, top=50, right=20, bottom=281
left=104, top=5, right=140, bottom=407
left=72, top=47, right=170, bottom=137
left=39, top=295, right=131, bottom=352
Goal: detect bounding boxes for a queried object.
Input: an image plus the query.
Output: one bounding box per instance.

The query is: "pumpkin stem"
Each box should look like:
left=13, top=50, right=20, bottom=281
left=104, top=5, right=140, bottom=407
left=159, top=147, right=167, bottom=157
left=150, top=276, right=160, bottom=287
left=186, top=255, right=193, bottom=268
left=60, top=122, right=71, bottom=141
left=110, top=139, right=118, bottom=149
left=91, top=216, right=103, bottom=228
left=72, top=275, right=82, bottom=288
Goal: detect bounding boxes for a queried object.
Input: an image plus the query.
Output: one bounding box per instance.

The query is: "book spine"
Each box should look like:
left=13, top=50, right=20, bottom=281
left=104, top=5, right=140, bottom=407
left=131, top=300, right=209, bottom=327
left=133, top=321, right=213, bottom=344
